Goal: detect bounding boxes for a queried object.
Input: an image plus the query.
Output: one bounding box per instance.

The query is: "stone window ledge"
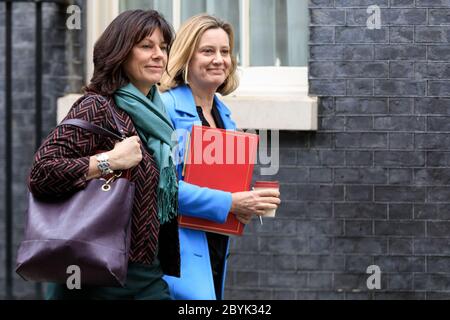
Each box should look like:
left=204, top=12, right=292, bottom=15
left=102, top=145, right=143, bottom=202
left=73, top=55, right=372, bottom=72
left=221, top=94, right=318, bottom=131
left=57, top=92, right=318, bottom=131
left=58, top=93, right=317, bottom=131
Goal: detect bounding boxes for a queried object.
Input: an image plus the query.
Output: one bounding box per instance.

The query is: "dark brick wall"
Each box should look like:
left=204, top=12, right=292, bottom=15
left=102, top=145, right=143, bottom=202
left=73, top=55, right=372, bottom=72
left=225, top=0, right=450, bottom=300
left=0, top=1, right=85, bottom=299
left=0, top=0, right=5, bottom=301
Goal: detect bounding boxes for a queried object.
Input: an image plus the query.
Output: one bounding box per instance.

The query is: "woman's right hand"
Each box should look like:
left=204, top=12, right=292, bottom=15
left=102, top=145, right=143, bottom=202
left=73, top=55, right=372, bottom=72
left=230, top=189, right=281, bottom=224
left=107, top=136, right=143, bottom=170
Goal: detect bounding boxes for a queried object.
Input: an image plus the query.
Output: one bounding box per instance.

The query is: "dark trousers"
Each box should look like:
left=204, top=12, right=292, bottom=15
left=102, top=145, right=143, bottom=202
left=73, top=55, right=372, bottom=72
left=45, top=262, right=172, bottom=300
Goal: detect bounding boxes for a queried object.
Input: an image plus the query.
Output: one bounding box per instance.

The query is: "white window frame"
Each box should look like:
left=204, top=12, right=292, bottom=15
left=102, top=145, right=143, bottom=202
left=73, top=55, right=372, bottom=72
left=81, top=0, right=317, bottom=130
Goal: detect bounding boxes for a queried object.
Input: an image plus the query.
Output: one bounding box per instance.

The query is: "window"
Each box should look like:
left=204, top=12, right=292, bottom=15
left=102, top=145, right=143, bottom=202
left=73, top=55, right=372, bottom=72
left=120, top=0, right=173, bottom=23
left=119, top=0, right=308, bottom=67
left=83, top=0, right=317, bottom=130
left=249, top=0, right=307, bottom=67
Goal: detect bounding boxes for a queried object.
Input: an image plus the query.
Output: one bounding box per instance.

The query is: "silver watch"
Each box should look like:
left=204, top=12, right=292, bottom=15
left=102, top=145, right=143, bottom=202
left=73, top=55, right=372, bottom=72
left=96, top=153, right=114, bottom=176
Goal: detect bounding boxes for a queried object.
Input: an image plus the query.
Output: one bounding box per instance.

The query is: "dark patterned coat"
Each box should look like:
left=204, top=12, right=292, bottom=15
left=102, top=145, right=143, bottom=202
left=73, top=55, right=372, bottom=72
left=28, top=93, right=180, bottom=277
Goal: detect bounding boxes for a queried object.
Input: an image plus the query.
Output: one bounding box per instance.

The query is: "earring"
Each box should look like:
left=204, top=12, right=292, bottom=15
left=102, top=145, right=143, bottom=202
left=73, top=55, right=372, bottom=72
left=183, top=68, right=189, bottom=84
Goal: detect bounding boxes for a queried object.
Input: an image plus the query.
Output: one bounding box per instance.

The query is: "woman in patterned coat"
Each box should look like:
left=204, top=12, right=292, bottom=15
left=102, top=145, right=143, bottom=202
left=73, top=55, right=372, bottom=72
left=28, top=10, right=180, bottom=300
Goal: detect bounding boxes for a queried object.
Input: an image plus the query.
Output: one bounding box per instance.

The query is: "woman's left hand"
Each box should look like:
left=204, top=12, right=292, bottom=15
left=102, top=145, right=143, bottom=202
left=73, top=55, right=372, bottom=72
left=230, top=190, right=280, bottom=225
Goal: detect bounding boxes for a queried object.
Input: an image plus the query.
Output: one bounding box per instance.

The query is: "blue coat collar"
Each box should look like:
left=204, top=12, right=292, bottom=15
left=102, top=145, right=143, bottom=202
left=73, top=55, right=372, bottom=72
left=171, top=85, right=232, bottom=118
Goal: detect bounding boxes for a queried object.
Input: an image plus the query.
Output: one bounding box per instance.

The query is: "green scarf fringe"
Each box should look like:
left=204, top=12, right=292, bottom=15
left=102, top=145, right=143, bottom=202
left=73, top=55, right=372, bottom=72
left=157, top=161, right=179, bottom=224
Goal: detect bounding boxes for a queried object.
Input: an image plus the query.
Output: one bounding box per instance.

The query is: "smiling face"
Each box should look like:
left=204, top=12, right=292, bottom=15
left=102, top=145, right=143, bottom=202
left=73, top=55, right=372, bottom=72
left=123, top=28, right=168, bottom=95
left=187, top=28, right=232, bottom=92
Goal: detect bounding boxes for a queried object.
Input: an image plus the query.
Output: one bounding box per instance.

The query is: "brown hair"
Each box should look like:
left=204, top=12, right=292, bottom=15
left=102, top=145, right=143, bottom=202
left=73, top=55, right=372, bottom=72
left=84, top=10, right=174, bottom=96
left=159, top=14, right=239, bottom=96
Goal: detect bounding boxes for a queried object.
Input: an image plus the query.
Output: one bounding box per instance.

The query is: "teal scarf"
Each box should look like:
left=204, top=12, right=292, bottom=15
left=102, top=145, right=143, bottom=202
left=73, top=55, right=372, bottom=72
left=114, top=83, right=178, bottom=224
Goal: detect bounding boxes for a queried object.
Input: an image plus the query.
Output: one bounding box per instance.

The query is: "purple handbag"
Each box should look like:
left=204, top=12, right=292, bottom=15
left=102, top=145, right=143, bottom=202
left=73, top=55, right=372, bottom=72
left=16, top=115, right=135, bottom=287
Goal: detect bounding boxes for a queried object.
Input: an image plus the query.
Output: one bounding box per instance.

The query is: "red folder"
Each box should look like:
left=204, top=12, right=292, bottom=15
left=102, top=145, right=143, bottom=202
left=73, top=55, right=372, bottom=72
left=179, top=125, right=259, bottom=236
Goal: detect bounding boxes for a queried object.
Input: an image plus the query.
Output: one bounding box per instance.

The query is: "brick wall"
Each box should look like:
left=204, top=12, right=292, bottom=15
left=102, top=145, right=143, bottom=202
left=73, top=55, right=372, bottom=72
left=225, top=0, right=450, bottom=300
left=0, top=1, right=84, bottom=299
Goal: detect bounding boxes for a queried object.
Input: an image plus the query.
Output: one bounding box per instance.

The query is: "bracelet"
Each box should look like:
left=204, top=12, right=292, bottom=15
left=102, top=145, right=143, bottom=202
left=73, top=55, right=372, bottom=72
left=95, top=153, right=114, bottom=176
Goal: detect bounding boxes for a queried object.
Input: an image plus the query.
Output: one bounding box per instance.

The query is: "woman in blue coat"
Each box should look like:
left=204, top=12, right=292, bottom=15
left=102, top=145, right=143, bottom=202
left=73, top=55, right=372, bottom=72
left=159, top=14, right=281, bottom=300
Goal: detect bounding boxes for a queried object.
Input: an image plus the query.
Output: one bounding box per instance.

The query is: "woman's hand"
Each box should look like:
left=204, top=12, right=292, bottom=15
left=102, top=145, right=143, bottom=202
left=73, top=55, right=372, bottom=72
left=230, top=189, right=281, bottom=224
left=87, top=136, right=143, bottom=180
left=107, top=136, right=143, bottom=170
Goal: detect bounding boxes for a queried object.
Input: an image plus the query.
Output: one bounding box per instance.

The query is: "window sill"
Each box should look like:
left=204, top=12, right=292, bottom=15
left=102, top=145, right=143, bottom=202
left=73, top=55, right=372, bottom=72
left=221, top=94, right=318, bottom=131
left=58, top=93, right=318, bottom=131
left=221, top=66, right=318, bottom=131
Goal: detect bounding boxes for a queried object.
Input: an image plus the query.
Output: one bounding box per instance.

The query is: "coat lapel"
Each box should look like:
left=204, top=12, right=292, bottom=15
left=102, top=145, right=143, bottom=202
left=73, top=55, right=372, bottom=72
left=171, top=85, right=236, bottom=130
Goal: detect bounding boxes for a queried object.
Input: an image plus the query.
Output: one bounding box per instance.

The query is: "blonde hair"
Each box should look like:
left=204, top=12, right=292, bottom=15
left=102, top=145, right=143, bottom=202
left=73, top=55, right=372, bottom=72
left=159, top=14, right=239, bottom=95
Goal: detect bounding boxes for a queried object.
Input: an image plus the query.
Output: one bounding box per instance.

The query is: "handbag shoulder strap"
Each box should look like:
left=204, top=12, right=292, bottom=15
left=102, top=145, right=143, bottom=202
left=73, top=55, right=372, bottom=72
left=59, top=94, right=126, bottom=141
left=59, top=119, right=124, bottom=141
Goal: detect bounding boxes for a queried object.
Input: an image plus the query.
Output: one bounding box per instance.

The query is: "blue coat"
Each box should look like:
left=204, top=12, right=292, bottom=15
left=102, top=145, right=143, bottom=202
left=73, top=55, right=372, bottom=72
left=161, top=85, right=237, bottom=300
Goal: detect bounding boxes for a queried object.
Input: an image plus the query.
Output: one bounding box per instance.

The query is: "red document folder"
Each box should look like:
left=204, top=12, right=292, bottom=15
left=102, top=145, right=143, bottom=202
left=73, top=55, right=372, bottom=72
left=179, top=125, right=259, bottom=236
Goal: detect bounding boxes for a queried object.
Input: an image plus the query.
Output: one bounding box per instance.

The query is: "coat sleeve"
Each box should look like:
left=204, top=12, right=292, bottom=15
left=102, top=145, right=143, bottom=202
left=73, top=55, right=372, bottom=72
left=178, top=180, right=232, bottom=223
left=28, top=95, right=112, bottom=198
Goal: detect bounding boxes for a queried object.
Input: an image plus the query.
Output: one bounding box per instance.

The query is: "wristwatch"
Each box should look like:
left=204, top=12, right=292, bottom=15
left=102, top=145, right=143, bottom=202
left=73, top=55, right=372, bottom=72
left=96, top=153, right=114, bottom=176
